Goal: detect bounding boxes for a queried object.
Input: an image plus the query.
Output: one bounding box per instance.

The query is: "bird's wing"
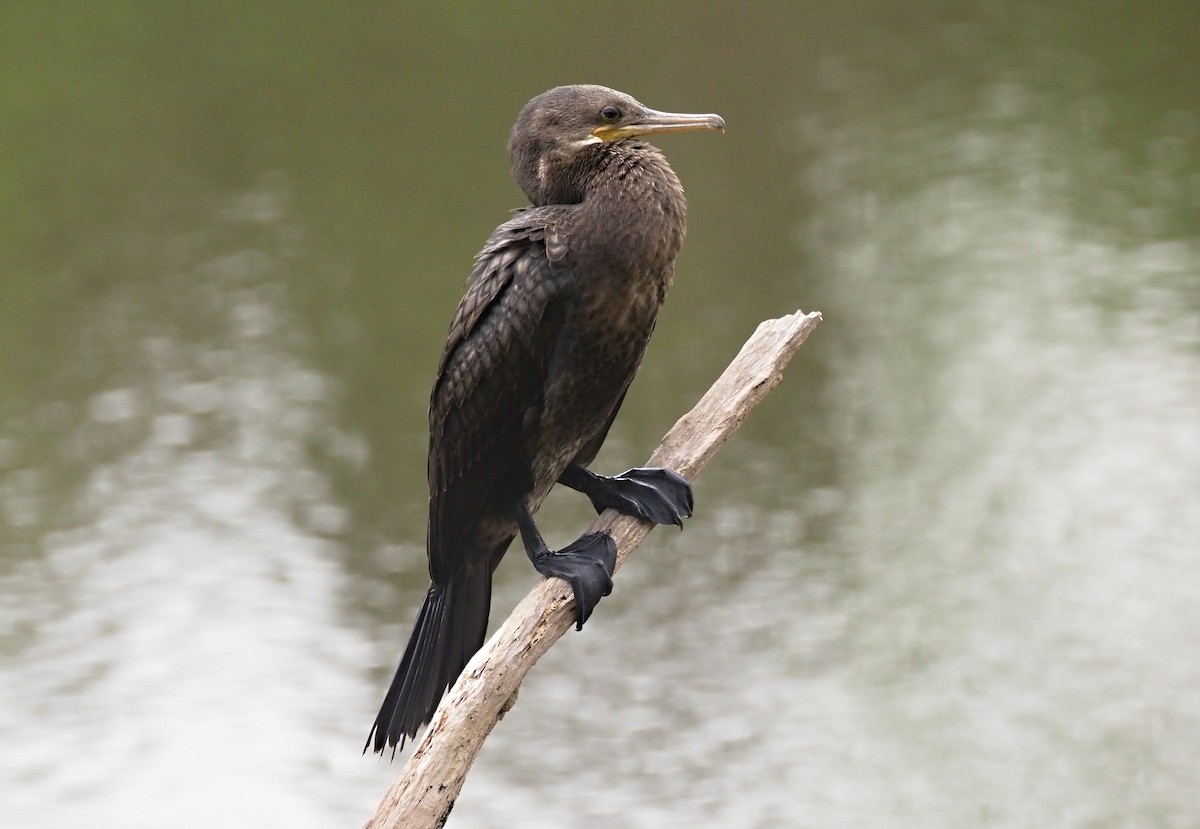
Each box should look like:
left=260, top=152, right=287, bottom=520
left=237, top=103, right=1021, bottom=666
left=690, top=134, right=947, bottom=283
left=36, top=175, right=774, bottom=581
left=426, top=208, right=574, bottom=583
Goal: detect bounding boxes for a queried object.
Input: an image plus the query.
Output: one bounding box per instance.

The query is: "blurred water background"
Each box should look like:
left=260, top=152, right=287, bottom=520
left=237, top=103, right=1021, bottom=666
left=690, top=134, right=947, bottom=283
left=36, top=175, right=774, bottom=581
left=2, top=3, right=1198, bottom=827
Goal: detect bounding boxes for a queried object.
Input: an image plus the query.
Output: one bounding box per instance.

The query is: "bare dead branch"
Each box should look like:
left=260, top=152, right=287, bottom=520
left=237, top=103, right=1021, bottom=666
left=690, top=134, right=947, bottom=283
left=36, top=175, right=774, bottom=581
left=365, top=309, right=822, bottom=829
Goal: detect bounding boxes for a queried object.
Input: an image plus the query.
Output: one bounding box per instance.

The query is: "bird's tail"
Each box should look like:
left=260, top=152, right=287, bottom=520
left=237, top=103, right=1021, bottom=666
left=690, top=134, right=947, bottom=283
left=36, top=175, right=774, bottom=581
left=366, top=566, right=492, bottom=754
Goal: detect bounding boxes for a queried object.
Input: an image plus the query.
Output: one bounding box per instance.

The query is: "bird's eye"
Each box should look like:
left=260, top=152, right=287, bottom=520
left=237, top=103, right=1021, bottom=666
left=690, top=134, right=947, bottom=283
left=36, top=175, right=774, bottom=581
left=600, top=105, right=621, bottom=122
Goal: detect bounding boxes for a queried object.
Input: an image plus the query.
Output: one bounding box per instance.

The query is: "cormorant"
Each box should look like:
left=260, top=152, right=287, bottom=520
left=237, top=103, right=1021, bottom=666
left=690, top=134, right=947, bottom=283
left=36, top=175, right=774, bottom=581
left=368, top=85, right=724, bottom=753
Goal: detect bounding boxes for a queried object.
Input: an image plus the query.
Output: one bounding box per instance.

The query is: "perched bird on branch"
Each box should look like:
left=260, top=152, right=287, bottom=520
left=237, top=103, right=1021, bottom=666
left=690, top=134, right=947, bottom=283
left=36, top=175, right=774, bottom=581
left=368, top=84, right=724, bottom=753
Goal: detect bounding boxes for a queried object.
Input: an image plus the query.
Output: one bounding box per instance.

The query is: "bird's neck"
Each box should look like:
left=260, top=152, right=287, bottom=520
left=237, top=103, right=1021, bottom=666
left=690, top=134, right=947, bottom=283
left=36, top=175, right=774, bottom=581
left=573, top=142, right=688, bottom=268
left=529, top=141, right=682, bottom=206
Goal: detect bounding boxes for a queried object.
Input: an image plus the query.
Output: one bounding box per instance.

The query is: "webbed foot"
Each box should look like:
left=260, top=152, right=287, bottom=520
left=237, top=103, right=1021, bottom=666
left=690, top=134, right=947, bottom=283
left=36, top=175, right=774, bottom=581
left=517, top=503, right=617, bottom=630
left=560, top=465, right=694, bottom=528
left=529, top=532, right=616, bottom=630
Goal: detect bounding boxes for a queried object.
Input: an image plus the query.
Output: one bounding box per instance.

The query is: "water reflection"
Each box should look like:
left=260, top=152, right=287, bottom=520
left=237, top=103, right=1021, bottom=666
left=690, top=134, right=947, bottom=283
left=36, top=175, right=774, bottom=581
left=792, top=73, right=1200, bottom=826
left=0, top=181, right=382, bottom=828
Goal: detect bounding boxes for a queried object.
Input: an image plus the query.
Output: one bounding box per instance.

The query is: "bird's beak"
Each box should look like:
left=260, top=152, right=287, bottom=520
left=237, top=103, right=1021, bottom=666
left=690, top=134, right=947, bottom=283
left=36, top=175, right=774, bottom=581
left=592, top=108, right=726, bottom=141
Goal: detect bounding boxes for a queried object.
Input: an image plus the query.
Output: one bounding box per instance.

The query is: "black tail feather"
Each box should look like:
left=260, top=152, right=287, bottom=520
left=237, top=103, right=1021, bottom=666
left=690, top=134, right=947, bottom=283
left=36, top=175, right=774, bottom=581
left=366, top=568, right=492, bottom=755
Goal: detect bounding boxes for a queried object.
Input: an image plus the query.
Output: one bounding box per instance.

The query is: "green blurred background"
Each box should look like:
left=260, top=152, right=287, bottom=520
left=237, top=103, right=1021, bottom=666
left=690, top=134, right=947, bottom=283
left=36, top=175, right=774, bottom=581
left=2, top=3, right=1198, bottom=827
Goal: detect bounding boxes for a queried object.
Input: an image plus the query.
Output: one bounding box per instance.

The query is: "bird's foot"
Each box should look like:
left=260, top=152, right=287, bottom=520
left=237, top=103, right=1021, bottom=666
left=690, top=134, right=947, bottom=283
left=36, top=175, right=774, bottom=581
left=577, top=467, right=694, bottom=528
left=530, top=532, right=616, bottom=630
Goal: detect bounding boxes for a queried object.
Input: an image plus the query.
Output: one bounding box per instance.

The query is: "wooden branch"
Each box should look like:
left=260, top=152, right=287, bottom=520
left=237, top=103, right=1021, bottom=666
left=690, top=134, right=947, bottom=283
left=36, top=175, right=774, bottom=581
left=365, top=309, right=822, bottom=829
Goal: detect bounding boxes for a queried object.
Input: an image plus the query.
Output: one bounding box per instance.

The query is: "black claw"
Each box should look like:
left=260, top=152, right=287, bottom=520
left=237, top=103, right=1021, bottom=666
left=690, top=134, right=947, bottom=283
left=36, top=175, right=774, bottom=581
left=531, top=532, right=616, bottom=629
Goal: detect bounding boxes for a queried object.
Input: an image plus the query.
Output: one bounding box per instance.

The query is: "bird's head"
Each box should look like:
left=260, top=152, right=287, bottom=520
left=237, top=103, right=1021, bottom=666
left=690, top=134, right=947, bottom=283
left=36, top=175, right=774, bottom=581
left=509, top=84, right=724, bottom=205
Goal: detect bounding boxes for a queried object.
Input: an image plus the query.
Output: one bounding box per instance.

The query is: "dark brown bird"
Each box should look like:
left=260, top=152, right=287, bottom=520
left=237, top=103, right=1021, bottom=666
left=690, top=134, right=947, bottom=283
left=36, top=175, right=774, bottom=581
left=368, top=85, right=724, bottom=753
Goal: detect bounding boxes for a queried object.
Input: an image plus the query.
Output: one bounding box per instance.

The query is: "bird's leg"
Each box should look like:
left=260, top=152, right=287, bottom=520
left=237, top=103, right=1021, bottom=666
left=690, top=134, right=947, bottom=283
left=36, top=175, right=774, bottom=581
left=517, top=502, right=616, bottom=631
left=558, top=464, right=694, bottom=529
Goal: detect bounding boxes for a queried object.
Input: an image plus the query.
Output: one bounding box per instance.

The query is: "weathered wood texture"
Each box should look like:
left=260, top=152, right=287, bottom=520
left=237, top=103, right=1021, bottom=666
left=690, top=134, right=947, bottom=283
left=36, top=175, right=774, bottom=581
left=365, top=310, right=822, bottom=829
